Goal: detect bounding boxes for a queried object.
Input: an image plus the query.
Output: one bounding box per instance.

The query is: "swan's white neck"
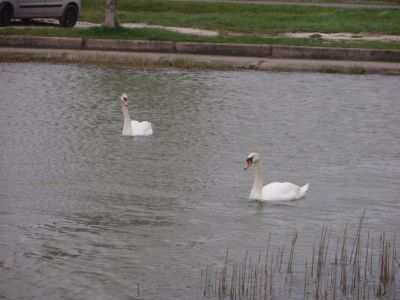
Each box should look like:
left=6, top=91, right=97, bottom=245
left=250, top=161, right=264, bottom=200
left=121, top=103, right=133, bottom=136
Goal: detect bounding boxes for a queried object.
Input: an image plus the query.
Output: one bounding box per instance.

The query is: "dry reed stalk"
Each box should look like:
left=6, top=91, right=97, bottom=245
left=370, top=235, right=374, bottom=276
left=198, top=214, right=399, bottom=300
left=364, top=232, right=370, bottom=285
left=242, top=250, right=248, bottom=297
left=304, top=260, right=308, bottom=300
left=376, top=233, right=392, bottom=297
left=208, top=268, right=213, bottom=297
left=332, top=255, right=337, bottom=300
left=200, top=268, right=203, bottom=296
left=259, top=263, right=264, bottom=300
left=253, top=264, right=258, bottom=300
left=340, top=225, right=348, bottom=296
left=276, top=247, right=280, bottom=272
left=330, top=237, right=340, bottom=300
left=311, top=241, right=316, bottom=278
left=269, top=251, right=274, bottom=298
left=229, top=261, right=237, bottom=299
left=202, top=266, right=207, bottom=296
left=204, top=266, right=208, bottom=296
left=215, top=268, right=218, bottom=296
left=315, top=226, right=328, bottom=299
left=350, top=212, right=365, bottom=263
left=287, top=230, right=298, bottom=274
left=205, top=266, right=208, bottom=296
left=248, top=257, right=252, bottom=297
left=324, top=225, right=333, bottom=267
left=219, top=248, right=229, bottom=298
left=362, top=231, right=370, bottom=300
left=351, top=231, right=361, bottom=295
left=350, top=211, right=365, bottom=298
left=255, top=254, right=261, bottom=299
left=248, top=266, right=252, bottom=300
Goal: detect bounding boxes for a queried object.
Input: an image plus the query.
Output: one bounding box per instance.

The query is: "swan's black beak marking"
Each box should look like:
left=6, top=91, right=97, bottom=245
left=244, top=157, right=253, bottom=170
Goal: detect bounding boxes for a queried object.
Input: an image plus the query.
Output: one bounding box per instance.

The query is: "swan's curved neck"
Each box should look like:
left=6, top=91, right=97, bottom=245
left=250, top=161, right=264, bottom=200
left=121, top=103, right=133, bottom=136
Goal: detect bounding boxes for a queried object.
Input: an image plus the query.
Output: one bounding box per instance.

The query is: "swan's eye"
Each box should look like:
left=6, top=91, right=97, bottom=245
left=246, top=157, right=253, bottom=163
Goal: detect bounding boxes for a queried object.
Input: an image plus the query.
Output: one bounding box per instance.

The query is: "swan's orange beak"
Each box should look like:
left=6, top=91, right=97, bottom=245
left=123, top=99, right=128, bottom=107
left=244, top=159, right=253, bottom=170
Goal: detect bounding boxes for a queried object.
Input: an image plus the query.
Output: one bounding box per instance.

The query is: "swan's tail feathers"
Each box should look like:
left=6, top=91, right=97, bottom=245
left=143, top=122, right=153, bottom=136
left=132, top=120, right=153, bottom=136
left=298, top=183, right=310, bottom=198
left=145, top=123, right=153, bottom=136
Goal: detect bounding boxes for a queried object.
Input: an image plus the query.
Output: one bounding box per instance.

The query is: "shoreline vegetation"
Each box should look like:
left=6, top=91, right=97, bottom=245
left=79, top=0, right=400, bottom=36
left=199, top=214, right=400, bottom=300
left=166, top=0, right=400, bottom=3
left=1, top=26, right=400, bottom=51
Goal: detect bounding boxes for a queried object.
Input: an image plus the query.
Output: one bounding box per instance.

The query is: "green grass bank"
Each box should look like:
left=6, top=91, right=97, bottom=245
left=1, top=0, right=400, bottom=50
left=80, top=0, right=400, bottom=34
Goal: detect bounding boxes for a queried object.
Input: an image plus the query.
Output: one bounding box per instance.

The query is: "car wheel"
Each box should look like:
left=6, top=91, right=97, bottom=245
left=0, top=3, right=13, bottom=27
left=59, top=4, right=78, bottom=27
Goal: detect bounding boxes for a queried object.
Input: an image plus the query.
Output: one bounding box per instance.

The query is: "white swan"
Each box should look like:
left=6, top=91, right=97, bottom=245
left=120, top=93, right=153, bottom=136
left=244, top=152, right=309, bottom=201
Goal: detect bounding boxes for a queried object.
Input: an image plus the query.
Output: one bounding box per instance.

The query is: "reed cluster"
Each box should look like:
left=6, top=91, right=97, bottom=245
left=200, top=214, right=399, bottom=299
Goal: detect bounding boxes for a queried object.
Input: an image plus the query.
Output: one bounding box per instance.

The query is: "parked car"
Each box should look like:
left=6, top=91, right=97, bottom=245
left=0, top=0, right=81, bottom=27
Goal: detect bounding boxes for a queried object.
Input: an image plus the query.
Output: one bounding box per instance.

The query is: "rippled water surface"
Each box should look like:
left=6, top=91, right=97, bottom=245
left=0, top=63, right=399, bottom=299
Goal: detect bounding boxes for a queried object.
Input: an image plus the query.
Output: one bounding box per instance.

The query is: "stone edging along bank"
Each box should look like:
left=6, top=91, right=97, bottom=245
left=1, top=35, right=400, bottom=62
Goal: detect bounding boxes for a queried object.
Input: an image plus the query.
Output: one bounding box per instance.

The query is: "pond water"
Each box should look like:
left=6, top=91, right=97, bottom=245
left=0, top=63, right=399, bottom=299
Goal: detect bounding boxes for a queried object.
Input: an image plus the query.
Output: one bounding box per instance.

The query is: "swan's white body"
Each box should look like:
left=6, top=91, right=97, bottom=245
left=121, top=94, right=153, bottom=136
left=245, top=152, right=309, bottom=201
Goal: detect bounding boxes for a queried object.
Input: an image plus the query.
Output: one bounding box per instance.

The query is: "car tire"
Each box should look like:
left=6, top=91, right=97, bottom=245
left=59, top=4, right=78, bottom=27
left=0, top=3, right=13, bottom=27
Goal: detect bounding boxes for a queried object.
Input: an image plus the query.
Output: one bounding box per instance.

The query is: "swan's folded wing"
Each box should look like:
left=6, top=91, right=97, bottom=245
left=262, top=182, right=300, bottom=201
left=131, top=120, right=153, bottom=136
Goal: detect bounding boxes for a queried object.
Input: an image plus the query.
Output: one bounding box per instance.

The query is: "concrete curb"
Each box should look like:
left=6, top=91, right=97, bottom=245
left=1, top=35, right=400, bottom=62
left=2, top=47, right=400, bottom=75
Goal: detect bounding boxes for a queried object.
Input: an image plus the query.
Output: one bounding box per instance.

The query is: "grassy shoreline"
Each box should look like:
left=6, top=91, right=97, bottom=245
left=1, top=27, right=400, bottom=50
left=1, top=0, right=399, bottom=50
left=79, top=0, right=400, bottom=34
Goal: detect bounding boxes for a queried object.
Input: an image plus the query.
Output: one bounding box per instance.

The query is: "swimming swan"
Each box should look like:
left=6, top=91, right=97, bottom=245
left=120, top=93, right=153, bottom=136
left=244, top=152, right=309, bottom=201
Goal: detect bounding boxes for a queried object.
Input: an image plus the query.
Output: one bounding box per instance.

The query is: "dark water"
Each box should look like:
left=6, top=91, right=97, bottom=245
left=0, top=63, right=399, bottom=299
